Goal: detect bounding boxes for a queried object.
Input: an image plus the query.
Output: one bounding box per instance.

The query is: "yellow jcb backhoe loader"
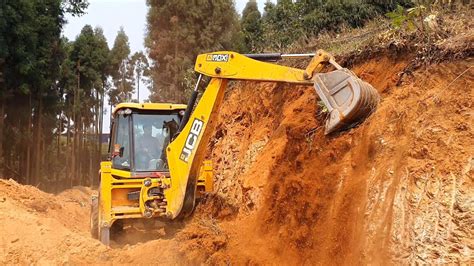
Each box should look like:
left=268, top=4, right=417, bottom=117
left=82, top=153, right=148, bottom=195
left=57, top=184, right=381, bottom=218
left=90, top=50, right=379, bottom=245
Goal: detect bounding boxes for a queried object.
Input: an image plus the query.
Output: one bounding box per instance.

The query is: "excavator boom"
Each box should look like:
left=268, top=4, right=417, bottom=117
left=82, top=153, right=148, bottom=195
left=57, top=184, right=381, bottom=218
left=165, top=50, right=379, bottom=219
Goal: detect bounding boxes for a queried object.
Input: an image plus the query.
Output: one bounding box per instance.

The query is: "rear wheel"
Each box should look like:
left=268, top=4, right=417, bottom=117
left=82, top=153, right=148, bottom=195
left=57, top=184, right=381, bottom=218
left=90, top=195, right=99, bottom=239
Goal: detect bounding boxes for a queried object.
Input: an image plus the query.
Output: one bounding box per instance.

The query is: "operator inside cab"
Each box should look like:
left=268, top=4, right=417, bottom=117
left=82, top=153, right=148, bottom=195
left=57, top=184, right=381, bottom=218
left=135, top=123, right=163, bottom=170
left=110, top=107, right=181, bottom=172
left=132, top=114, right=180, bottom=172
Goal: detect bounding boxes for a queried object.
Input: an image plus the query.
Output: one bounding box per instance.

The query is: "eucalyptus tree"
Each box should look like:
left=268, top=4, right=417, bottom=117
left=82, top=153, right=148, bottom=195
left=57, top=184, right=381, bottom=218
left=109, top=27, right=134, bottom=106
left=0, top=0, right=88, bottom=187
left=145, top=0, right=240, bottom=103
left=130, top=51, right=149, bottom=103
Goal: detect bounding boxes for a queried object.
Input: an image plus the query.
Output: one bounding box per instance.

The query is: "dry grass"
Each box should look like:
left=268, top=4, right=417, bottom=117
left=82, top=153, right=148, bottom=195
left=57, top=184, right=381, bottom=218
left=279, top=8, right=473, bottom=71
left=288, top=17, right=391, bottom=56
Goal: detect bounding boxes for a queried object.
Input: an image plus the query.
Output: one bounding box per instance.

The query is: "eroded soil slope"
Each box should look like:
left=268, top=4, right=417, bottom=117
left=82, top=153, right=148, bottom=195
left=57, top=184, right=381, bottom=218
left=0, top=52, right=472, bottom=264
left=204, top=55, right=473, bottom=264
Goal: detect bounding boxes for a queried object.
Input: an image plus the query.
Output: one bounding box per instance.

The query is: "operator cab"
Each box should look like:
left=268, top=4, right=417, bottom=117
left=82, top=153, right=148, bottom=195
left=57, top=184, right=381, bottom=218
left=110, top=103, right=186, bottom=173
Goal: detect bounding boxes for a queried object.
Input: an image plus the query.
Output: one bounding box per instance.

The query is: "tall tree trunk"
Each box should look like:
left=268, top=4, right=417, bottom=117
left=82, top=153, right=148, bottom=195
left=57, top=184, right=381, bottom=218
left=89, top=126, right=93, bottom=187
left=99, top=90, right=105, bottom=179
left=0, top=96, right=4, bottom=178
left=26, top=94, right=32, bottom=184
left=98, top=94, right=102, bottom=155
left=99, top=91, right=104, bottom=156
left=71, top=101, right=76, bottom=186
left=72, top=60, right=80, bottom=186
left=94, top=88, right=101, bottom=187
left=57, top=112, right=61, bottom=158
left=41, top=135, right=45, bottom=186
left=66, top=112, right=71, bottom=186
left=33, top=93, right=43, bottom=186
left=174, top=40, right=179, bottom=102
left=0, top=59, right=4, bottom=178
left=19, top=148, right=24, bottom=181
left=137, top=72, right=140, bottom=102
left=79, top=118, right=84, bottom=185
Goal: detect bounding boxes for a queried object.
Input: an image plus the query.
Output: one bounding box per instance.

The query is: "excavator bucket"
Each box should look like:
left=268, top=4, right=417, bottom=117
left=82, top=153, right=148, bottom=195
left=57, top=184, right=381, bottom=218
left=313, top=69, right=380, bottom=134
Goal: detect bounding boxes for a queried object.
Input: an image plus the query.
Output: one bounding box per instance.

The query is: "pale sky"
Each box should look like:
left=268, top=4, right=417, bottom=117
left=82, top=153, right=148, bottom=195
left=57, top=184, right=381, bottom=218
left=62, top=0, right=273, bottom=132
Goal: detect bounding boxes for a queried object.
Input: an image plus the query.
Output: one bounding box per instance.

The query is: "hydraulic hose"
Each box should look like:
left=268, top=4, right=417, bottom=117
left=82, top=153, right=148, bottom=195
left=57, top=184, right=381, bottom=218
left=177, top=74, right=203, bottom=135
left=244, top=53, right=315, bottom=62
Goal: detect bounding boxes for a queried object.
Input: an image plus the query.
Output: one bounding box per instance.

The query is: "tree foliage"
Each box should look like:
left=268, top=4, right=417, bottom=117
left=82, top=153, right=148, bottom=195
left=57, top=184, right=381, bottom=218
left=143, top=0, right=414, bottom=101
left=0, top=0, right=121, bottom=190
left=0, top=0, right=77, bottom=185
left=241, top=0, right=264, bottom=52
left=108, top=27, right=134, bottom=105
left=386, top=4, right=428, bottom=32
left=0, top=11, right=151, bottom=188
left=145, top=0, right=239, bottom=103
left=238, top=0, right=412, bottom=51
left=130, top=51, right=149, bottom=102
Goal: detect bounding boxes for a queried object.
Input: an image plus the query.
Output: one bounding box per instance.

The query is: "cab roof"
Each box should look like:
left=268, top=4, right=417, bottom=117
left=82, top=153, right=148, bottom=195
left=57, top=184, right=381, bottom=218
left=113, top=103, right=187, bottom=115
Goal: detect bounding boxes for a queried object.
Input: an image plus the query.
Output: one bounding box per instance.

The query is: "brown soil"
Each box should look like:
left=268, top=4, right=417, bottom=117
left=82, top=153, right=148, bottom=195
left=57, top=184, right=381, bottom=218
left=202, top=54, right=473, bottom=265
left=1, top=50, right=473, bottom=264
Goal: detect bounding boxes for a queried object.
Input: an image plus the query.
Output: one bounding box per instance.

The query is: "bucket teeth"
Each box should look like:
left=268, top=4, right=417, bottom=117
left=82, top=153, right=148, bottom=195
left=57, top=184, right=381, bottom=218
left=313, top=69, right=380, bottom=134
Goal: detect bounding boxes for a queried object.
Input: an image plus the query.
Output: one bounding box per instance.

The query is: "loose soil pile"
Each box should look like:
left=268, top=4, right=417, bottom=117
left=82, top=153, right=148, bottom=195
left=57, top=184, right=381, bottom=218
left=1, top=40, right=472, bottom=264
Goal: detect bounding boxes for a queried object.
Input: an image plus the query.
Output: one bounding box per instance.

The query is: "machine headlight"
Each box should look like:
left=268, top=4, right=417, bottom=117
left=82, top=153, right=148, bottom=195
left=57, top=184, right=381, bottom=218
left=144, top=178, right=152, bottom=187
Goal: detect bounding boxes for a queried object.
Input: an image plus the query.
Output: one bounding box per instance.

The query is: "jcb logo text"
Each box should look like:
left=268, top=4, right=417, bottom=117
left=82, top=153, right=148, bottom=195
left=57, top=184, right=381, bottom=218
left=180, top=119, right=204, bottom=162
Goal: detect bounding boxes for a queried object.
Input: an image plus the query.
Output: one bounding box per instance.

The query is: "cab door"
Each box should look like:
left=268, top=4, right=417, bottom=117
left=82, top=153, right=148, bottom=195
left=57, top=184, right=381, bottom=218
left=111, top=112, right=132, bottom=171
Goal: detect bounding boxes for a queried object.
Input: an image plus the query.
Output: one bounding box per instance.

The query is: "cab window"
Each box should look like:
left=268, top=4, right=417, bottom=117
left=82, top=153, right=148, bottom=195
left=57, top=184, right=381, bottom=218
left=132, top=113, right=180, bottom=172
left=111, top=113, right=131, bottom=170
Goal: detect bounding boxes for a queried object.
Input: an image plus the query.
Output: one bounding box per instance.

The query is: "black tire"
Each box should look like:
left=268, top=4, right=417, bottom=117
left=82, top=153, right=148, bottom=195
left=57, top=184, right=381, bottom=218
left=90, top=195, right=99, bottom=239
left=111, top=219, right=124, bottom=235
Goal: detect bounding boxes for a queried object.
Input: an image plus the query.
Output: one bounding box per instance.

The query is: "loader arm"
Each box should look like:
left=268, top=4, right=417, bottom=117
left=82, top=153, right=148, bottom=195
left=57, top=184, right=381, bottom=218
left=164, top=50, right=378, bottom=219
